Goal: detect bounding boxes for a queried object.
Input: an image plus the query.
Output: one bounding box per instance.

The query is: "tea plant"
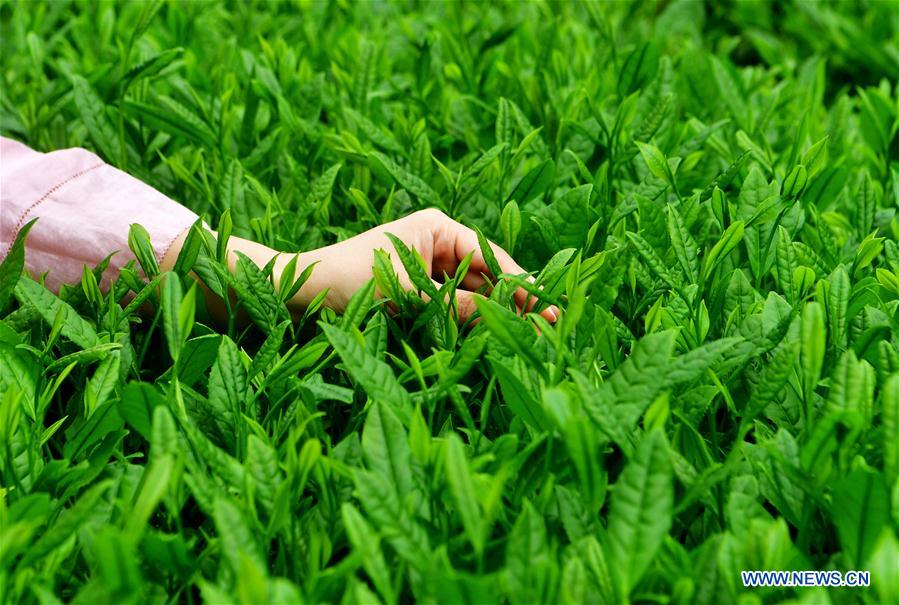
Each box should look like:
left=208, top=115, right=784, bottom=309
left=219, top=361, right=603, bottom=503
left=2, top=1, right=899, bottom=603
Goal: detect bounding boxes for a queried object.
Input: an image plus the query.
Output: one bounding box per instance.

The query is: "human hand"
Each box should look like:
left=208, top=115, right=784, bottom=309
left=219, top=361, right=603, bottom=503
left=285, top=209, right=559, bottom=323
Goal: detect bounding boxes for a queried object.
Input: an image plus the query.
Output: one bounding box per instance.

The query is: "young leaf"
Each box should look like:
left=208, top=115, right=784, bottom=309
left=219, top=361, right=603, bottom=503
left=666, top=204, right=698, bottom=282
left=445, top=434, right=485, bottom=557
left=341, top=504, right=394, bottom=604
left=473, top=226, right=503, bottom=282
left=128, top=224, right=160, bottom=279
left=162, top=274, right=184, bottom=362
left=827, top=266, right=850, bottom=351
left=618, top=42, right=659, bottom=95
left=20, top=481, right=113, bottom=567
left=71, top=75, right=124, bottom=162
left=505, top=501, right=550, bottom=604
left=362, top=399, right=414, bottom=498
left=604, top=429, right=672, bottom=597
left=125, top=454, right=174, bottom=539
left=701, top=221, right=745, bottom=282
left=0, top=218, right=37, bottom=311
left=246, top=435, right=281, bottom=513
left=800, top=302, right=825, bottom=402
left=489, top=355, right=548, bottom=431
left=235, top=251, right=288, bottom=333
left=500, top=201, right=522, bottom=253
left=248, top=320, right=290, bottom=380
left=474, top=299, right=543, bottom=372
left=385, top=233, right=439, bottom=300
left=885, top=374, right=899, bottom=486
left=341, top=280, right=377, bottom=330
left=14, top=278, right=99, bottom=348
left=506, top=159, right=555, bottom=206
left=830, top=468, right=889, bottom=567
left=319, top=323, right=412, bottom=423
left=581, top=331, right=676, bottom=445
left=625, top=232, right=679, bottom=291
left=84, top=351, right=120, bottom=418
left=207, top=336, right=247, bottom=441
left=212, top=497, right=263, bottom=572
left=370, top=151, right=441, bottom=209
left=636, top=142, right=676, bottom=194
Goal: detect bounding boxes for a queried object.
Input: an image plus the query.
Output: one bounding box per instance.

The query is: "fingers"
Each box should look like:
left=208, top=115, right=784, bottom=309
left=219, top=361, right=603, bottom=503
left=443, top=219, right=559, bottom=322
left=401, top=209, right=560, bottom=324
left=454, top=290, right=481, bottom=323
left=455, top=288, right=557, bottom=326
left=392, top=268, right=554, bottom=326
left=448, top=222, right=527, bottom=280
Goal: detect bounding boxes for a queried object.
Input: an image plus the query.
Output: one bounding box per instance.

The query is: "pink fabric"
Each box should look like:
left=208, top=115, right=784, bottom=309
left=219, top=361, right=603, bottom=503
left=0, top=137, right=198, bottom=292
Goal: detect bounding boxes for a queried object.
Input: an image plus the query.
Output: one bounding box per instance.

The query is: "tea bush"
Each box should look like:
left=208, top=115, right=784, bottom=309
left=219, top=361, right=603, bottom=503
left=2, top=1, right=898, bottom=603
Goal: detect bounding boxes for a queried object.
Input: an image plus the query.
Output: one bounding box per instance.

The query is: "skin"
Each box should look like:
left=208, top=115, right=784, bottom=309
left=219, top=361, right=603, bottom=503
left=160, top=208, right=559, bottom=324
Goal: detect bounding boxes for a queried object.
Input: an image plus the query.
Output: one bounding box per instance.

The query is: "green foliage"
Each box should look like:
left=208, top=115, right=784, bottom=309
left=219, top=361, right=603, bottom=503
left=2, top=1, right=899, bottom=603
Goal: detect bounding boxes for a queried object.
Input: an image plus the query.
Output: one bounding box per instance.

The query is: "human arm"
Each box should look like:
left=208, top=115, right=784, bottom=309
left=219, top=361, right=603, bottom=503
left=2, top=136, right=556, bottom=323
left=160, top=208, right=559, bottom=323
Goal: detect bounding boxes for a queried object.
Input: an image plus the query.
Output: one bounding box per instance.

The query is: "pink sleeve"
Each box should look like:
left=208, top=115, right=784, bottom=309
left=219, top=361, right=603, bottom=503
left=0, top=136, right=198, bottom=292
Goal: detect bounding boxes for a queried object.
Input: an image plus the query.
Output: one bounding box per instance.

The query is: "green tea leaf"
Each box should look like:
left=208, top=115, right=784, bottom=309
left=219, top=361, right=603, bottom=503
left=445, top=434, right=485, bottom=556
left=213, top=497, right=263, bottom=571
left=234, top=251, right=288, bottom=333
left=636, top=142, right=676, bottom=193
left=474, top=299, right=543, bottom=372
left=385, top=233, right=440, bottom=300
left=320, top=323, right=412, bottom=423
left=371, top=151, right=440, bottom=208
left=618, top=42, right=659, bottom=95
left=830, top=468, right=889, bottom=567
left=14, top=278, right=99, bottom=348
left=505, top=501, right=550, bottom=604
left=489, top=355, right=548, bottom=431
left=84, top=351, right=120, bottom=417
left=583, top=331, right=676, bottom=444
left=701, top=220, right=745, bottom=282
left=800, top=302, right=825, bottom=400
left=207, top=336, right=247, bottom=441
left=666, top=204, right=698, bottom=282
left=20, top=481, right=113, bottom=566
left=246, top=435, right=281, bottom=513
left=128, top=224, right=160, bottom=280
left=362, top=400, right=414, bottom=498
left=0, top=218, right=37, bottom=311
left=506, top=159, right=554, bottom=206
left=71, top=75, right=123, bottom=162
left=885, top=374, right=899, bottom=485
left=162, top=274, right=184, bottom=362
left=341, top=504, right=394, bottom=603
left=125, top=454, right=174, bottom=538
left=605, top=430, right=672, bottom=596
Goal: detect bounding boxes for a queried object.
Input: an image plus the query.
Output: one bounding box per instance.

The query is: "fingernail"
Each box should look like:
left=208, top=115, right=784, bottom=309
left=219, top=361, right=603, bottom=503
left=549, top=306, right=560, bottom=321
